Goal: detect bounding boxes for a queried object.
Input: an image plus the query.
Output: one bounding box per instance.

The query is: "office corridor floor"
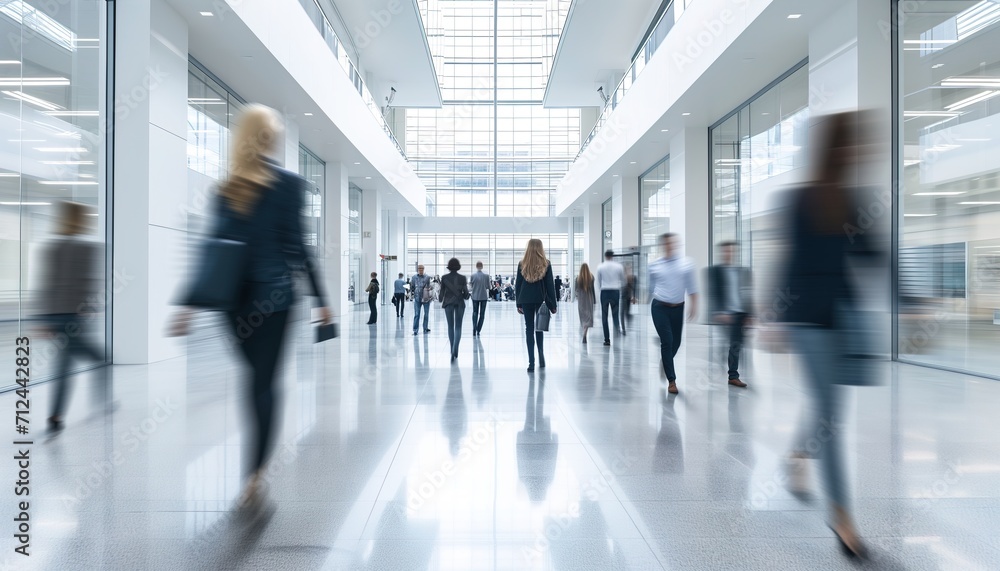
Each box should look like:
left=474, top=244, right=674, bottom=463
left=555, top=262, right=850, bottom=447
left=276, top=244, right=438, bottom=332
left=3, top=302, right=1000, bottom=570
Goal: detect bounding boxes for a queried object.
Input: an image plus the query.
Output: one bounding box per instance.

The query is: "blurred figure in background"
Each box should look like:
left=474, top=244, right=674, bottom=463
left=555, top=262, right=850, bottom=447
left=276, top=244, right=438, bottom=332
left=780, top=111, right=878, bottom=559
left=170, top=104, right=331, bottom=513
left=621, top=265, right=637, bottom=332
left=708, top=241, right=752, bottom=388
left=392, top=273, right=406, bottom=319
left=411, top=265, right=432, bottom=334
left=575, top=263, right=596, bottom=344
left=554, top=275, right=563, bottom=303
left=365, top=271, right=379, bottom=325
left=40, top=201, right=107, bottom=434
left=596, top=250, right=626, bottom=346
left=439, top=257, right=470, bottom=362
left=469, top=261, right=489, bottom=337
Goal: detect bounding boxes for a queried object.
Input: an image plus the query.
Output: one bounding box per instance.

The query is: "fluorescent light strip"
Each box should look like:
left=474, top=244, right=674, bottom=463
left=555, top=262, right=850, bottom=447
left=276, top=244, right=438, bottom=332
left=40, top=160, right=94, bottom=165
left=941, top=77, right=1000, bottom=88
left=0, top=1, right=76, bottom=52
left=0, top=77, right=70, bottom=87
left=2, top=90, right=62, bottom=111
left=914, top=191, right=965, bottom=196
left=904, top=39, right=958, bottom=44
left=0, top=173, right=20, bottom=177
left=0, top=60, right=21, bottom=65
left=35, top=147, right=86, bottom=152
left=904, top=213, right=937, bottom=217
left=0, top=201, right=50, bottom=206
left=903, top=111, right=960, bottom=117
left=945, top=90, right=1000, bottom=111
left=959, top=201, right=1000, bottom=205
left=44, top=111, right=99, bottom=117
left=39, top=181, right=98, bottom=186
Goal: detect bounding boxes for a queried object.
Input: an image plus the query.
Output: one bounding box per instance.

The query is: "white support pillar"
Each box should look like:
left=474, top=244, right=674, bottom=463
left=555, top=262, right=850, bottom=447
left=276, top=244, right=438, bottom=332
left=670, top=128, right=710, bottom=272
left=582, top=201, right=603, bottom=271
left=612, top=175, right=639, bottom=251
left=282, top=120, right=300, bottom=172
left=362, top=187, right=382, bottom=285
left=324, top=162, right=350, bottom=316
left=113, top=0, right=189, bottom=364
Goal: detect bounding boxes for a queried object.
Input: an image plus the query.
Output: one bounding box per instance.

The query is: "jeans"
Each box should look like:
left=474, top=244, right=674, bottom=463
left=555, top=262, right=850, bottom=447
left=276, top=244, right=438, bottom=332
left=413, top=300, right=430, bottom=332
left=444, top=303, right=466, bottom=357
left=600, top=289, right=621, bottom=341
left=651, top=301, right=685, bottom=381
left=368, top=296, right=377, bottom=323
left=726, top=313, right=749, bottom=380
left=48, top=314, right=109, bottom=419
left=229, top=307, right=290, bottom=474
left=472, top=300, right=487, bottom=334
left=393, top=293, right=406, bottom=316
left=792, top=326, right=847, bottom=508
left=520, top=303, right=545, bottom=365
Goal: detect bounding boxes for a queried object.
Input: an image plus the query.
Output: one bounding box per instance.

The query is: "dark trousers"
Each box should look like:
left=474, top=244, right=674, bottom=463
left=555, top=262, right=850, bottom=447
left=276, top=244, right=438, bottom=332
left=520, top=303, right=545, bottom=365
left=367, top=296, right=378, bottom=323
left=621, top=296, right=633, bottom=330
left=444, top=303, right=466, bottom=357
left=393, top=293, right=406, bottom=316
left=49, top=314, right=108, bottom=419
left=600, top=289, right=621, bottom=341
left=651, top=301, right=685, bottom=382
left=726, top=313, right=749, bottom=380
left=472, top=300, right=487, bottom=334
left=231, top=308, right=290, bottom=474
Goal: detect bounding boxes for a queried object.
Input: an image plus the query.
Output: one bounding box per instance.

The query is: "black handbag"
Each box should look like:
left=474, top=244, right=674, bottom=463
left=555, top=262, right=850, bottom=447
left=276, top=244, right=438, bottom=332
left=184, top=238, right=249, bottom=311
left=535, top=305, right=551, bottom=332
left=315, top=322, right=338, bottom=343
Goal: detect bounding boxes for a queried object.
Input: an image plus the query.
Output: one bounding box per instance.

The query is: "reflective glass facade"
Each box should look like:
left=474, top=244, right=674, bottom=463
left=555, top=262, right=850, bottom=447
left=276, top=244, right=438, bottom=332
left=407, top=233, right=569, bottom=283
left=407, top=0, right=579, bottom=217
left=639, top=156, right=670, bottom=249
left=897, top=0, right=1000, bottom=377
left=0, top=1, right=109, bottom=389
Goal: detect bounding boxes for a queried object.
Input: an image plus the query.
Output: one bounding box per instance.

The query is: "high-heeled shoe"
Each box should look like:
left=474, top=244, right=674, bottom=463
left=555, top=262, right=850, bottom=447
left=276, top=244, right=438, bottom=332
left=830, top=526, right=868, bottom=560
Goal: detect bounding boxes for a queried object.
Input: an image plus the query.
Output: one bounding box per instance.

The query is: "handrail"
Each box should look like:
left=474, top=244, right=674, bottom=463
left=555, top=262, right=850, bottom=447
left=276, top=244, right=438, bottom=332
left=296, top=0, right=406, bottom=158
left=576, top=0, right=685, bottom=159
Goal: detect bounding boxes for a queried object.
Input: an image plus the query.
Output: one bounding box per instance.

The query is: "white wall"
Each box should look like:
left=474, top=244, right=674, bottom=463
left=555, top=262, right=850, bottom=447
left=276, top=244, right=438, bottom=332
left=324, top=162, right=351, bottom=316
left=611, top=176, right=639, bottom=250
left=670, top=127, right=710, bottom=272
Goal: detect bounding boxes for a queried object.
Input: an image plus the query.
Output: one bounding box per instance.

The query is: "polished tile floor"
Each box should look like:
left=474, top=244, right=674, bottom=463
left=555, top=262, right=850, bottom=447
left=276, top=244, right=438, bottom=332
left=4, top=302, right=1000, bottom=570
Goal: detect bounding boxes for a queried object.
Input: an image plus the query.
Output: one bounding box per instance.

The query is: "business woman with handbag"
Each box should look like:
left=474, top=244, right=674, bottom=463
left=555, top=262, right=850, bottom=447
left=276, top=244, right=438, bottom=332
left=169, top=105, right=331, bottom=514
left=515, top=239, right=557, bottom=373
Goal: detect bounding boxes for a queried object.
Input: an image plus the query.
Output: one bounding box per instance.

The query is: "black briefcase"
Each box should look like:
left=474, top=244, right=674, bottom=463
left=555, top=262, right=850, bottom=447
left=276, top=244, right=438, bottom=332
left=184, top=238, right=248, bottom=311
left=315, top=323, right=339, bottom=343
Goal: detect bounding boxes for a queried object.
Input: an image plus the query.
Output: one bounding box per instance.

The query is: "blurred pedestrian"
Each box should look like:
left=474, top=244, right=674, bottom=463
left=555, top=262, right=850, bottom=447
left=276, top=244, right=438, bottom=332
left=621, top=265, right=637, bottom=332
left=781, top=111, right=874, bottom=559
left=554, top=275, right=563, bottom=303
left=412, top=265, right=432, bottom=335
left=39, top=201, right=107, bottom=434
left=648, top=233, right=698, bottom=394
left=515, top=239, right=557, bottom=372
left=169, top=104, right=331, bottom=512
left=575, top=263, right=596, bottom=344
left=393, top=273, right=406, bottom=318
left=469, top=261, right=489, bottom=337
left=596, top=250, right=626, bottom=345
left=440, top=258, right=470, bottom=362
left=365, top=272, right=379, bottom=324
left=708, top=241, right=752, bottom=387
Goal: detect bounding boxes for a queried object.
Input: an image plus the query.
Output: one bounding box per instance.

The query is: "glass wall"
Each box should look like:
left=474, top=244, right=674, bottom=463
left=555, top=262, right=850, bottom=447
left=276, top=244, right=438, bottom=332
left=602, top=199, right=613, bottom=253
left=348, top=184, right=362, bottom=305
left=897, top=0, right=1000, bottom=376
left=407, top=233, right=569, bottom=284
left=572, top=215, right=584, bottom=279
left=0, top=1, right=109, bottom=388
left=298, top=145, right=324, bottom=250
left=406, top=0, right=580, bottom=218
left=640, top=155, right=670, bottom=248
left=709, top=61, right=809, bottom=288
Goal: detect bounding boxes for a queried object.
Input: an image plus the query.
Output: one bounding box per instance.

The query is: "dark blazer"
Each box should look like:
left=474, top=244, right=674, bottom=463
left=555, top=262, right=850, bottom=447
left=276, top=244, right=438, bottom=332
left=515, top=262, right=556, bottom=312
left=208, top=164, right=326, bottom=312
left=39, top=238, right=100, bottom=315
left=439, top=272, right=469, bottom=307
left=708, top=265, right=753, bottom=317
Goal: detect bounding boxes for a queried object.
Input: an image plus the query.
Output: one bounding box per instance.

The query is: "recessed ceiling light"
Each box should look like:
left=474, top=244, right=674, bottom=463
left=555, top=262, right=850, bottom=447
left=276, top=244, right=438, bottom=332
left=365, top=176, right=372, bottom=180
left=613, top=174, right=619, bottom=177
left=682, top=112, right=691, bottom=116
left=200, top=11, right=213, bottom=16
left=787, top=14, right=801, bottom=19
left=354, top=162, right=361, bottom=165
left=660, top=129, right=668, bottom=132
left=304, top=112, right=313, bottom=116
left=932, top=64, right=944, bottom=69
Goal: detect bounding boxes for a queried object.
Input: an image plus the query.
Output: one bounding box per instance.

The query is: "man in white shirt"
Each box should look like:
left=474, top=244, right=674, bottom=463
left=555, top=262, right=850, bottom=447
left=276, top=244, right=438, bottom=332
left=647, top=233, right=698, bottom=394
left=596, top=250, right=626, bottom=346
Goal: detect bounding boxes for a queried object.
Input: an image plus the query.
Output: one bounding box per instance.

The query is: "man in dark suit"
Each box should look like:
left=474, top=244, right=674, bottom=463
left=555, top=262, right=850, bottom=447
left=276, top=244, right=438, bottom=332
left=708, top=241, right=752, bottom=388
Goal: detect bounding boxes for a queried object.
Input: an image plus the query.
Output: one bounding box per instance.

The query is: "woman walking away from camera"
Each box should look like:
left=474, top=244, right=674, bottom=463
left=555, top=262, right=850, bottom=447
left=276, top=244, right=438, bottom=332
left=440, top=258, right=470, bottom=362
left=515, top=239, right=557, bottom=372
left=576, top=263, right=596, bottom=344
left=170, top=104, right=331, bottom=514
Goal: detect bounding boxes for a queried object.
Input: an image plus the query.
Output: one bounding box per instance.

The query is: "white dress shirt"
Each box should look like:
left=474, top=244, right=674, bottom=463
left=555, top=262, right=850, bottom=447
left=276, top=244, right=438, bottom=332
left=648, top=256, right=697, bottom=303
left=596, top=260, right=626, bottom=291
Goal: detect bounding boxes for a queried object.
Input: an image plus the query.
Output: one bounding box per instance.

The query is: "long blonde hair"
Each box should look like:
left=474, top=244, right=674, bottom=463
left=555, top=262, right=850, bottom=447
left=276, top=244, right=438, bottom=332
left=519, top=238, right=548, bottom=283
left=577, top=263, right=594, bottom=293
left=222, top=104, right=282, bottom=215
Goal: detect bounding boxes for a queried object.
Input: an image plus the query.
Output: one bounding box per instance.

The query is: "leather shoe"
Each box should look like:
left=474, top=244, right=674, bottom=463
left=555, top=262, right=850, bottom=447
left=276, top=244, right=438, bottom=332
left=667, top=383, right=679, bottom=394
left=728, top=379, right=748, bottom=388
